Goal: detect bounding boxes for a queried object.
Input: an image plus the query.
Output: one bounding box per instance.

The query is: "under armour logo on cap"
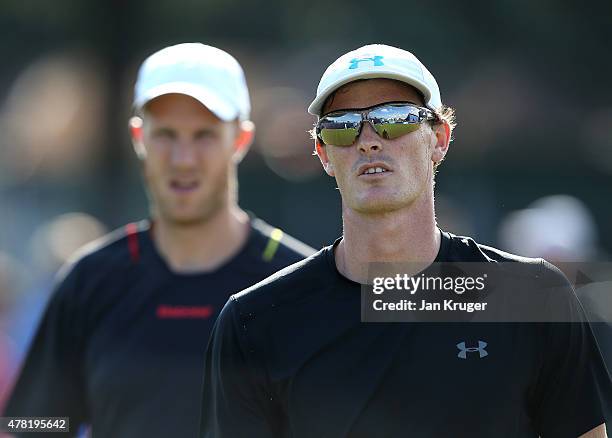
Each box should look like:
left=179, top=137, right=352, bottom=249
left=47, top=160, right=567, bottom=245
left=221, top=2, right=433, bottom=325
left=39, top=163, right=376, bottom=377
left=348, top=55, right=384, bottom=69
left=457, top=341, right=488, bottom=359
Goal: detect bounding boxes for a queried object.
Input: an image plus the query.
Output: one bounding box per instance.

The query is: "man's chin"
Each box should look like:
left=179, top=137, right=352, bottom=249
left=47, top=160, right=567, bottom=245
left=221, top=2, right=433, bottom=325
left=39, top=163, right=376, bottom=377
left=349, top=198, right=418, bottom=215
left=166, top=216, right=206, bottom=226
left=153, top=192, right=227, bottom=226
left=159, top=208, right=221, bottom=227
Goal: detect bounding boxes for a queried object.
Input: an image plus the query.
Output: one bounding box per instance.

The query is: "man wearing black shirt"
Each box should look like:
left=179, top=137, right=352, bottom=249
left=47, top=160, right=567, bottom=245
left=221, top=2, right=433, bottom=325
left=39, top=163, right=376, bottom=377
left=4, top=43, right=313, bottom=437
left=200, top=44, right=611, bottom=437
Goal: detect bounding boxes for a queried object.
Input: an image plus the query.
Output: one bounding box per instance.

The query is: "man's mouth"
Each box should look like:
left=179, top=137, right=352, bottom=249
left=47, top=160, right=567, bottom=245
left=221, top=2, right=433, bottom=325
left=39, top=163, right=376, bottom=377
left=363, top=167, right=388, bottom=175
left=358, top=163, right=392, bottom=176
left=170, top=180, right=200, bottom=192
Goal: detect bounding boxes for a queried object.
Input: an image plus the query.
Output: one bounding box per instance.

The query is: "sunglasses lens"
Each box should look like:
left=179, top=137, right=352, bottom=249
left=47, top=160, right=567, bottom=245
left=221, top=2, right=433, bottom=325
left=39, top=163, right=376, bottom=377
left=372, top=122, right=420, bottom=140
left=370, top=104, right=422, bottom=140
left=318, top=113, right=361, bottom=146
left=320, top=127, right=359, bottom=146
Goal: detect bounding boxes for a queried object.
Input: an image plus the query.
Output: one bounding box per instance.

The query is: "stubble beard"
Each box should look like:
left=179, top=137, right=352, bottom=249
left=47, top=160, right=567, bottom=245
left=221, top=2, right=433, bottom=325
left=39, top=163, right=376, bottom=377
left=149, top=168, right=231, bottom=228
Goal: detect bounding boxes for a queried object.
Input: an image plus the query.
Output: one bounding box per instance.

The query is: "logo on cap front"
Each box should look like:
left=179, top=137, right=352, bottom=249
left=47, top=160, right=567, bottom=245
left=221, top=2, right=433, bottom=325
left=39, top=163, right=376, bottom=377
left=348, top=55, right=384, bottom=70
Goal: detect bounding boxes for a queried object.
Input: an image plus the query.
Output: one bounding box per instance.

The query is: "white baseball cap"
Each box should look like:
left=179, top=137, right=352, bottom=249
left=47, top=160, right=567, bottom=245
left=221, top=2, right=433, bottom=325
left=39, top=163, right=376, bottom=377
left=308, top=44, right=442, bottom=116
left=133, top=43, right=251, bottom=121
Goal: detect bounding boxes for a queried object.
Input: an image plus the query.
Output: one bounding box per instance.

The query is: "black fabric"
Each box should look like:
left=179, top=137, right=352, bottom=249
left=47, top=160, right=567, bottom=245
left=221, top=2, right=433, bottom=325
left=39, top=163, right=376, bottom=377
left=4, top=218, right=313, bottom=438
left=201, top=230, right=612, bottom=438
left=576, top=284, right=612, bottom=373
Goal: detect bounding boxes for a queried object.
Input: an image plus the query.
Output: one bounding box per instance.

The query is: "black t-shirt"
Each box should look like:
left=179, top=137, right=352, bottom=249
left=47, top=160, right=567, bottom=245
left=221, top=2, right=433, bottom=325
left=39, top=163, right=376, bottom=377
left=200, top=230, right=612, bottom=438
left=576, top=282, right=612, bottom=379
left=4, top=218, right=314, bottom=437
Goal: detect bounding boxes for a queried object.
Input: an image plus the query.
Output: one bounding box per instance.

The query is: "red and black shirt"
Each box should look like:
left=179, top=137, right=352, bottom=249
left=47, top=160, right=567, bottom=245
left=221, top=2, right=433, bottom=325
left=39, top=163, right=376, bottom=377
left=4, top=218, right=314, bottom=437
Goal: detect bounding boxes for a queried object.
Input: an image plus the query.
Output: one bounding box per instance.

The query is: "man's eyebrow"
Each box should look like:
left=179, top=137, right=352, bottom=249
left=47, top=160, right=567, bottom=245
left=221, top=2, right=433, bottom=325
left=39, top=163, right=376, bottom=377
left=193, top=127, right=216, bottom=135
left=151, top=126, right=175, bottom=134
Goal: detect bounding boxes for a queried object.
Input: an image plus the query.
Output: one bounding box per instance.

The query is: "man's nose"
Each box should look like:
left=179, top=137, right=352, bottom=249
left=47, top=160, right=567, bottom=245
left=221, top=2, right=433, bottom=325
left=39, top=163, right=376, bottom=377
left=357, top=121, right=383, bottom=155
left=170, top=141, right=198, bottom=167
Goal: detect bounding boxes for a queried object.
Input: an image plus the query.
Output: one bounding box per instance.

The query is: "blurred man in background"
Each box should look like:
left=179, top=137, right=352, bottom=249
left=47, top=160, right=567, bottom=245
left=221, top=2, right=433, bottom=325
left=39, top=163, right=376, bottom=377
left=201, top=44, right=610, bottom=437
left=0, top=252, right=25, bottom=414
left=4, top=42, right=313, bottom=437
left=499, top=195, right=612, bottom=395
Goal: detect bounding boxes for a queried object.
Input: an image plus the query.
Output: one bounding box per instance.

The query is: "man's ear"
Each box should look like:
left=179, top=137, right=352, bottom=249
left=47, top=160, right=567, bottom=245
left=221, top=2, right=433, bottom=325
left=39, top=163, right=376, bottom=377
left=233, top=120, right=255, bottom=163
left=129, top=116, right=146, bottom=159
left=431, top=120, right=451, bottom=164
left=315, top=140, right=335, bottom=177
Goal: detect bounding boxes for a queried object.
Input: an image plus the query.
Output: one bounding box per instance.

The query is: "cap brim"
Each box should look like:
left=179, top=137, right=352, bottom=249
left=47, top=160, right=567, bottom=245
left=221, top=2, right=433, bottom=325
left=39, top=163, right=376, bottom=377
left=134, top=82, right=238, bottom=121
left=307, top=70, right=435, bottom=116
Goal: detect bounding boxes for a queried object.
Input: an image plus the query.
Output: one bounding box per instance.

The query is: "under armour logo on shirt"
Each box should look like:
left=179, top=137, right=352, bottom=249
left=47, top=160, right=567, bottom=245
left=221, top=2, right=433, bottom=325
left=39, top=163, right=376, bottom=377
left=457, top=341, right=488, bottom=359
left=348, top=55, right=384, bottom=69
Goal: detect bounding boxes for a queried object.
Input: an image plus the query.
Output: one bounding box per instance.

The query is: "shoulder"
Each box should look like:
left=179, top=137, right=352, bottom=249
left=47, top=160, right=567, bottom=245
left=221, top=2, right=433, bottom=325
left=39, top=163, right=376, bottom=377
left=213, top=245, right=340, bottom=372
left=445, top=231, right=540, bottom=263
left=230, top=247, right=331, bottom=315
left=248, top=217, right=316, bottom=267
left=32, top=222, right=148, bottom=331
left=444, top=230, right=571, bottom=286
left=55, top=221, right=147, bottom=289
left=232, top=246, right=329, bottom=310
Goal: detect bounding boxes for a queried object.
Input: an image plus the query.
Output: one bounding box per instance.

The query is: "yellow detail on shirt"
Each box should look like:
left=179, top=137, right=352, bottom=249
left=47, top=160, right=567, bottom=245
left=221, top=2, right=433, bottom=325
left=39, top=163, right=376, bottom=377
left=262, top=228, right=284, bottom=262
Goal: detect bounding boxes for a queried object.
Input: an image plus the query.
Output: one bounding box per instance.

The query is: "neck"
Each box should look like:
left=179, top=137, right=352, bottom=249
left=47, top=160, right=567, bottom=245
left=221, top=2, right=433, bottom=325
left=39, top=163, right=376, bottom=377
left=152, top=205, right=249, bottom=273
left=336, top=188, right=440, bottom=283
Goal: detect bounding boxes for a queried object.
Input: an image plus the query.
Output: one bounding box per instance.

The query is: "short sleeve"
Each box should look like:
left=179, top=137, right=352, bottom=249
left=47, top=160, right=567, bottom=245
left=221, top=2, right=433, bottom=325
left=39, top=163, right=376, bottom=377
left=3, top=261, right=89, bottom=436
left=530, top=262, right=612, bottom=438
left=199, top=298, right=280, bottom=438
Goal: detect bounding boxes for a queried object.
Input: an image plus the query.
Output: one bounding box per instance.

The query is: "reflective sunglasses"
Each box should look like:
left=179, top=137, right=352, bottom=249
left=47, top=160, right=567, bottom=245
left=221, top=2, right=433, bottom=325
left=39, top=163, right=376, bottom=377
left=316, top=102, right=438, bottom=146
